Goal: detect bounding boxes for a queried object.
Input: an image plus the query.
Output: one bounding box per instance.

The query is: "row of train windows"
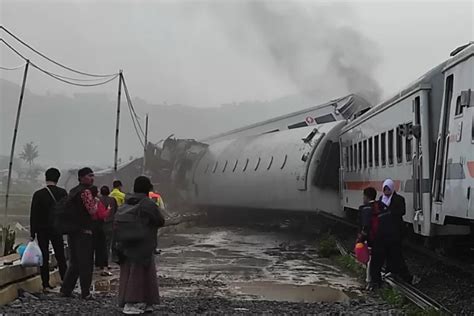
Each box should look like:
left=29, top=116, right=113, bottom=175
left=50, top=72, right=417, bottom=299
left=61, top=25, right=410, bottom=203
left=204, top=155, right=288, bottom=174
left=344, top=125, right=413, bottom=171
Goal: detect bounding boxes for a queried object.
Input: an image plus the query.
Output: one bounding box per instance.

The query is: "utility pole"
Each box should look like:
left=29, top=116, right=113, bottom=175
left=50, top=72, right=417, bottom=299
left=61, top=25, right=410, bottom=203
left=4, top=60, right=29, bottom=221
left=143, top=114, right=149, bottom=175
left=114, top=70, right=123, bottom=174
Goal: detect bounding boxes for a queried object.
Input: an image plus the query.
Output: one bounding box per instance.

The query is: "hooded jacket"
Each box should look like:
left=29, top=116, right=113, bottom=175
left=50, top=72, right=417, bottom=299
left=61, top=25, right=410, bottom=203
left=116, top=193, right=165, bottom=265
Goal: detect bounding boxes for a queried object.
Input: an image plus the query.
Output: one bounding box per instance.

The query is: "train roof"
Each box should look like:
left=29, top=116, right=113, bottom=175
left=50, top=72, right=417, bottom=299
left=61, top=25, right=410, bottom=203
left=202, top=94, right=371, bottom=142
left=341, top=43, right=474, bottom=134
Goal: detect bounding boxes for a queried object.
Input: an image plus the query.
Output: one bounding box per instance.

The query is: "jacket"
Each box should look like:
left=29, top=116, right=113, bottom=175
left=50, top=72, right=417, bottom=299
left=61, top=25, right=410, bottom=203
left=69, top=184, right=95, bottom=231
left=359, top=200, right=395, bottom=244
left=380, top=192, right=406, bottom=240
left=117, top=193, right=165, bottom=265
left=30, top=185, right=67, bottom=238
left=110, top=188, right=125, bottom=207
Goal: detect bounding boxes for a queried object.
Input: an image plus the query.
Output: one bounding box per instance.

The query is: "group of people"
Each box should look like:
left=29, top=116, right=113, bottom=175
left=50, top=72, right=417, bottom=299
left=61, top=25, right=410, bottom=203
left=30, top=167, right=165, bottom=314
left=357, top=178, right=418, bottom=290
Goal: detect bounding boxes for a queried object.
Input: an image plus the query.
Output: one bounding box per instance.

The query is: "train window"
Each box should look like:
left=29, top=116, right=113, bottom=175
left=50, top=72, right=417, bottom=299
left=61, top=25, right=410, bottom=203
left=406, top=125, right=413, bottom=162
left=288, top=121, right=307, bottom=129
left=358, top=142, right=362, bottom=170
left=315, top=114, right=336, bottom=124
left=264, top=129, right=279, bottom=134
left=267, top=156, right=274, bottom=170
left=396, top=127, right=403, bottom=163
left=455, top=96, right=463, bottom=116
left=368, top=137, right=373, bottom=167
left=243, top=158, right=249, bottom=171
left=381, top=132, right=386, bottom=166
left=212, top=161, right=219, bottom=173
left=254, top=157, right=261, bottom=171
left=349, top=146, right=353, bottom=171
left=281, top=155, right=288, bottom=169
left=353, top=144, right=357, bottom=170
left=232, top=160, right=238, bottom=172
left=374, top=135, right=379, bottom=167
left=222, top=160, right=228, bottom=172
left=345, top=147, right=349, bottom=170
left=388, top=130, right=394, bottom=165
left=363, top=140, right=367, bottom=169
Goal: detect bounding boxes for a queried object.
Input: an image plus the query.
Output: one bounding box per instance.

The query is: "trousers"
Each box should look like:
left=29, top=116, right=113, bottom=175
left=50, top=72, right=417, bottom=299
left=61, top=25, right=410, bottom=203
left=60, top=232, right=94, bottom=297
left=36, top=231, right=67, bottom=288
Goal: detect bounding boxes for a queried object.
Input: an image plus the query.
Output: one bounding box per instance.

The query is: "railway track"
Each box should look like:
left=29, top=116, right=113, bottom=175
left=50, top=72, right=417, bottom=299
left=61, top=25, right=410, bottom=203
left=335, top=240, right=452, bottom=314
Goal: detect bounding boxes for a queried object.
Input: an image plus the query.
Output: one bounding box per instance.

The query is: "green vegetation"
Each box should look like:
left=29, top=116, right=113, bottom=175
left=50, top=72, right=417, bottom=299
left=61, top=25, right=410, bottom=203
left=317, top=233, right=339, bottom=258
left=335, top=254, right=365, bottom=276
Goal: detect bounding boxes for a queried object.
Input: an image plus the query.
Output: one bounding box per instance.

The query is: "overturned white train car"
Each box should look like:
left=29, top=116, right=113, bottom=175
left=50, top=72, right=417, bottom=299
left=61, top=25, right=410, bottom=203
left=340, top=43, right=474, bottom=237
left=190, top=122, right=344, bottom=216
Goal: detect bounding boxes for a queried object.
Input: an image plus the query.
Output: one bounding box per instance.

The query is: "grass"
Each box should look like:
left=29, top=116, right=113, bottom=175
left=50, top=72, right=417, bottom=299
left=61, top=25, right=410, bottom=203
left=317, top=233, right=340, bottom=258
left=335, top=254, right=366, bottom=276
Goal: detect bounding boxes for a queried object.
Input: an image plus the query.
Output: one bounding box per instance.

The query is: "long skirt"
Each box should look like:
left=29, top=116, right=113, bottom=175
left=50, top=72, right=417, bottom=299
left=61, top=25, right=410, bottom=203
left=118, top=261, right=160, bottom=307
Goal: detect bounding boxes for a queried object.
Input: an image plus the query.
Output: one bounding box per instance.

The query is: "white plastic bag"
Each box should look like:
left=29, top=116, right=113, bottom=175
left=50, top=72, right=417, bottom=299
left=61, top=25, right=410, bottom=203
left=20, top=240, right=43, bottom=267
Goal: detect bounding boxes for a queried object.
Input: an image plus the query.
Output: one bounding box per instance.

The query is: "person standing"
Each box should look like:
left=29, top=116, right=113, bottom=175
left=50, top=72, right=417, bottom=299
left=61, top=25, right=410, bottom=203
left=96, top=185, right=116, bottom=275
left=60, top=167, right=97, bottom=299
left=110, top=180, right=125, bottom=207
left=116, top=176, right=165, bottom=314
left=357, top=187, right=395, bottom=290
left=379, top=178, right=417, bottom=284
left=29, top=168, right=68, bottom=292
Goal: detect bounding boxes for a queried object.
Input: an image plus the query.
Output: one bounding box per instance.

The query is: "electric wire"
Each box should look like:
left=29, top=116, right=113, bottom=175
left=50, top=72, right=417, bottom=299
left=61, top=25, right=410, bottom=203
left=0, top=26, right=117, bottom=78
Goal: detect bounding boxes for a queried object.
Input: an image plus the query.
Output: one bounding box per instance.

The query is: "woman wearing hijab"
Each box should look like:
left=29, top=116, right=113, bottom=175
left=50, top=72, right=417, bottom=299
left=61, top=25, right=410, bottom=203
left=115, top=176, right=165, bottom=315
left=379, top=179, right=416, bottom=284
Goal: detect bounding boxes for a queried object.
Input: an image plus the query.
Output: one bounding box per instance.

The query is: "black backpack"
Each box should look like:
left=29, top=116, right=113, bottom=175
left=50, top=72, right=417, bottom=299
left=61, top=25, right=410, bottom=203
left=113, top=201, right=146, bottom=242
left=52, top=193, right=81, bottom=234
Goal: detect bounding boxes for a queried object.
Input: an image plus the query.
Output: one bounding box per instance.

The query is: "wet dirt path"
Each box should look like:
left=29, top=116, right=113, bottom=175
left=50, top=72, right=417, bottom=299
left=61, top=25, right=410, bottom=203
left=0, top=217, right=402, bottom=314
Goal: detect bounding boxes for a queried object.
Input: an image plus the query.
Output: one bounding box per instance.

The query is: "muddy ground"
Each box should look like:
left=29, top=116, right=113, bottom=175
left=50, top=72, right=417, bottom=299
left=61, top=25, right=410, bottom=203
left=0, top=213, right=403, bottom=315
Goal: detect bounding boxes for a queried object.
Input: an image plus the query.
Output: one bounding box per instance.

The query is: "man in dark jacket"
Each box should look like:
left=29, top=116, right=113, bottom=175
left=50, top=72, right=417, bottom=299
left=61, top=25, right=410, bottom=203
left=60, top=167, right=97, bottom=299
left=380, top=179, right=417, bottom=284
left=30, top=168, right=68, bottom=291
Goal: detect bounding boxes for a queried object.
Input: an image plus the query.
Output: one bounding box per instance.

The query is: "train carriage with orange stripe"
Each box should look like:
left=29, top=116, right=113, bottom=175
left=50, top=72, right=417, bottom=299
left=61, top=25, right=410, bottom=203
left=340, top=43, right=474, bottom=237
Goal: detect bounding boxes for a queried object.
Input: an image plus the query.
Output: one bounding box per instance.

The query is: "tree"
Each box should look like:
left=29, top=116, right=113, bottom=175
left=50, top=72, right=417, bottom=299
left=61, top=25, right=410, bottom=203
left=19, top=142, right=39, bottom=166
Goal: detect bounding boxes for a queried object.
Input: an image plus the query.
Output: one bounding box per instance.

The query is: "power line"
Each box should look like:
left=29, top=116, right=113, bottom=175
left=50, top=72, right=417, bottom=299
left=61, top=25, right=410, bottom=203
left=0, top=25, right=117, bottom=78
left=122, top=75, right=146, bottom=138
left=0, top=63, right=26, bottom=70
left=1, top=38, right=119, bottom=87
left=122, top=76, right=145, bottom=147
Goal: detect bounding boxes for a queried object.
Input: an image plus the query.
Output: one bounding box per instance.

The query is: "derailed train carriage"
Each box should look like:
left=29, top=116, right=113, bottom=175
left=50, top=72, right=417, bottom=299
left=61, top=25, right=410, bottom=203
left=153, top=43, right=473, bottom=239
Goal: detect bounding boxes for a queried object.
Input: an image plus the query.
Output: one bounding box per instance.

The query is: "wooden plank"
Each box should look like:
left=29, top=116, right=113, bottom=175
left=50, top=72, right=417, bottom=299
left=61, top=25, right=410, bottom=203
left=0, top=254, right=20, bottom=266
left=0, top=252, right=59, bottom=288
left=0, top=270, right=61, bottom=306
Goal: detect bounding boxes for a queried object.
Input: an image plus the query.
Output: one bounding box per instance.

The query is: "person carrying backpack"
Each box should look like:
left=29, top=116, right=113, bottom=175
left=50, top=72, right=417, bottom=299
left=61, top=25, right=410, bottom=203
left=115, top=176, right=165, bottom=314
left=29, top=168, right=68, bottom=292
left=60, top=167, right=98, bottom=300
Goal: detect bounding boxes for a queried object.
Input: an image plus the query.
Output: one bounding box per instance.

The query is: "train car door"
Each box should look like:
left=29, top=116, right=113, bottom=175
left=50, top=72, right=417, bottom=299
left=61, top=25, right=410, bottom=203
left=433, top=53, right=474, bottom=223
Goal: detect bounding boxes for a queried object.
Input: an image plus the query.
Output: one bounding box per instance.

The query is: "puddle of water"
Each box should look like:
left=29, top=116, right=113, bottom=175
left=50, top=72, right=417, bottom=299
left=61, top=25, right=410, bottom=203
left=231, top=281, right=349, bottom=303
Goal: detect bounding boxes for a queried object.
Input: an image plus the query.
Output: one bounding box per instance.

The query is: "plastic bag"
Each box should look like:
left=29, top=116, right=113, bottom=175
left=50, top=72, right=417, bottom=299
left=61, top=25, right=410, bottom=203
left=354, top=242, right=369, bottom=264
left=20, top=240, right=43, bottom=267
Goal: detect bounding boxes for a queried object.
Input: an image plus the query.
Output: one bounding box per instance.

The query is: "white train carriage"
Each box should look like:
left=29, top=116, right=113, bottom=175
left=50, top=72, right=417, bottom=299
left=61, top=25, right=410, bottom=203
left=340, top=43, right=474, bottom=237
left=189, top=121, right=344, bottom=216
left=202, top=94, right=371, bottom=144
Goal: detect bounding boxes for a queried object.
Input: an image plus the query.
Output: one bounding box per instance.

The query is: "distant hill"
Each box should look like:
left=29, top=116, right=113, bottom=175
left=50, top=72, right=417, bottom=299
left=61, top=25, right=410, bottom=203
left=0, top=79, right=343, bottom=168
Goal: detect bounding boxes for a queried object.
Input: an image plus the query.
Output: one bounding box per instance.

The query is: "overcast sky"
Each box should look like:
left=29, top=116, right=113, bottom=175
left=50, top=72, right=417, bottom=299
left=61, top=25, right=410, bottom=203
left=1, top=0, right=472, bottom=108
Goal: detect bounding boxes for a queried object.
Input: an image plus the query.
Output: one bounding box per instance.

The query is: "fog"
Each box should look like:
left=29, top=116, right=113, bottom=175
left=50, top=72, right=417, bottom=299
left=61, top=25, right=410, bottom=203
left=0, top=0, right=472, bottom=168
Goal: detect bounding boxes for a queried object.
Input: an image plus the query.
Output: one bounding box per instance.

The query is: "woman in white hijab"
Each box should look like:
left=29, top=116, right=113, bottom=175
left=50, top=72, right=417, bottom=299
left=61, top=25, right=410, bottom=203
left=379, top=178, right=418, bottom=284
left=381, top=179, right=395, bottom=207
